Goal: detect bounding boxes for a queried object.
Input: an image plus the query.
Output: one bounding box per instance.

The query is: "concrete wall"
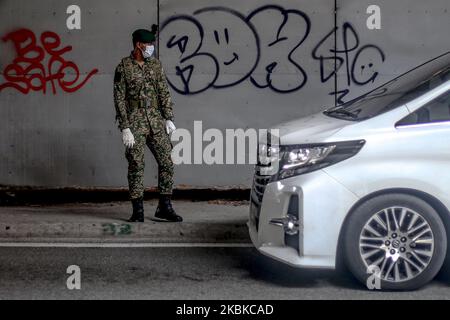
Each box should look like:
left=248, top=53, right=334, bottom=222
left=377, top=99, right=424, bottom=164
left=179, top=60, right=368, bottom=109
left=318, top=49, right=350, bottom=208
left=336, top=0, right=450, bottom=102
left=0, top=0, right=449, bottom=189
left=0, top=0, right=159, bottom=188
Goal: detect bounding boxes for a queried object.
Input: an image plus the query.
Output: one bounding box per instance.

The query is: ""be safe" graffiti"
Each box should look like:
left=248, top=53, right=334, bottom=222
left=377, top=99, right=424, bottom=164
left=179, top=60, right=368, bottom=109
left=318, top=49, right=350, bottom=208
left=0, top=28, right=98, bottom=95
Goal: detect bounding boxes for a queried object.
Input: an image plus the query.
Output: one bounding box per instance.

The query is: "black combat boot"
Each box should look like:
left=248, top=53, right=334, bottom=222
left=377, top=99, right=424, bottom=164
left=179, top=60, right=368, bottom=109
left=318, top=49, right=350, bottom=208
left=128, top=197, right=144, bottom=222
left=154, top=195, right=183, bottom=222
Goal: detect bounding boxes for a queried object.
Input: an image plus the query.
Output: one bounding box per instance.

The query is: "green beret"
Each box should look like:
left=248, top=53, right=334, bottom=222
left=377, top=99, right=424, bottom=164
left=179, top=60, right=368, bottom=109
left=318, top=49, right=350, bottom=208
left=132, top=29, right=155, bottom=43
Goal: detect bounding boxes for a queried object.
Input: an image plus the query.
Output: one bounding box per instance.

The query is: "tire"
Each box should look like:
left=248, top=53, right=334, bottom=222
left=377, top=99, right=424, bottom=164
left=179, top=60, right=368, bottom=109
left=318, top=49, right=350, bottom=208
left=343, top=193, right=447, bottom=291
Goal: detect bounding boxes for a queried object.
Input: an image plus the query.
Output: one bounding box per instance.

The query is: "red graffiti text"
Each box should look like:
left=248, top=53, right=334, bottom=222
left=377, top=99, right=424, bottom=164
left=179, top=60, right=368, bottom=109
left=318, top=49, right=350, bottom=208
left=0, top=28, right=98, bottom=94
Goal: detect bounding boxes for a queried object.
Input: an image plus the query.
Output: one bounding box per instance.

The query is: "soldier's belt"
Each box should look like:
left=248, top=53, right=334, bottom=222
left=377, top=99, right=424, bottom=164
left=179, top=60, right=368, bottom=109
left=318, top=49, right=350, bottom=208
left=129, top=99, right=151, bottom=109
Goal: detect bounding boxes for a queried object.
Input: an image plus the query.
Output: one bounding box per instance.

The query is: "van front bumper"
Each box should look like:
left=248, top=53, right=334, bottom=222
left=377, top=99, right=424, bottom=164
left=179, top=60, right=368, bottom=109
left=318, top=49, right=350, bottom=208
left=248, top=169, right=359, bottom=269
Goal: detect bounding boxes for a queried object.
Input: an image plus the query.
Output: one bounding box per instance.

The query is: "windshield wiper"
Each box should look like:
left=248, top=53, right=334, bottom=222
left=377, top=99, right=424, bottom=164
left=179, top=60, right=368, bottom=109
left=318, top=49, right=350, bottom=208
left=324, top=108, right=358, bottom=119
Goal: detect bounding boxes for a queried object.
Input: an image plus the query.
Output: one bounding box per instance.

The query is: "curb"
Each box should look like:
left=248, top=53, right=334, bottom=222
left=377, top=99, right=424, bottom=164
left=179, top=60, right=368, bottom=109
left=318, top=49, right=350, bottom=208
left=0, top=221, right=251, bottom=244
left=0, top=187, right=251, bottom=205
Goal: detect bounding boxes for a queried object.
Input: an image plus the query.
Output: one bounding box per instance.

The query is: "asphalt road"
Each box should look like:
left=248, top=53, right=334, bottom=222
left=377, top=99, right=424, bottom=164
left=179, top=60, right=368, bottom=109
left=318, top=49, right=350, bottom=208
left=0, top=246, right=449, bottom=300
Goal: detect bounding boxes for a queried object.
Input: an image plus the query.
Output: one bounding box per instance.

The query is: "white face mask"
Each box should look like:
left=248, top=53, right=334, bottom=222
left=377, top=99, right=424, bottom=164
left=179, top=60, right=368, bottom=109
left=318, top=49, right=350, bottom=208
left=141, top=44, right=155, bottom=58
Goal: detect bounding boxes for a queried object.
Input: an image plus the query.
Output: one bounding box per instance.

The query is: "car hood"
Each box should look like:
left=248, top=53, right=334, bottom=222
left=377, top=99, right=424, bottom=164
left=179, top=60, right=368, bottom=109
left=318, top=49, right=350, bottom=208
left=273, top=112, right=353, bottom=145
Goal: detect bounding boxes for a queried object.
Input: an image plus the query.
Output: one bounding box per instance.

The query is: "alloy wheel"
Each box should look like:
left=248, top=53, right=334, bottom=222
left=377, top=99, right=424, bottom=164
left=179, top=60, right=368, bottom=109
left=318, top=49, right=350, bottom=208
left=359, top=206, right=435, bottom=283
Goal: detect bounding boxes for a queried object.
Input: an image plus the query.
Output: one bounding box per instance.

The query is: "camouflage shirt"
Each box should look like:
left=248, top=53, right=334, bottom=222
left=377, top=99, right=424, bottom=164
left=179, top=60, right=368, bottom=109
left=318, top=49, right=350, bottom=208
left=113, top=54, right=174, bottom=133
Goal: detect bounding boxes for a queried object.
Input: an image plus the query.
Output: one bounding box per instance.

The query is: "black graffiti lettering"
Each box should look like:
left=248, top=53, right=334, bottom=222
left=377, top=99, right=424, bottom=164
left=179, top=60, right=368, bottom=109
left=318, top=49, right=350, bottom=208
left=331, top=89, right=350, bottom=105
left=351, top=44, right=386, bottom=86
left=246, top=5, right=311, bottom=93
left=193, top=6, right=259, bottom=89
left=161, top=15, right=219, bottom=95
left=339, top=22, right=360, bottom=87
left=161, top=5, right=386, bottom=101
left=167, top=34, right=189, bottom=54
left=312, top=27, right=344, bottom=83
left=315, top=22, right=385, bottom=103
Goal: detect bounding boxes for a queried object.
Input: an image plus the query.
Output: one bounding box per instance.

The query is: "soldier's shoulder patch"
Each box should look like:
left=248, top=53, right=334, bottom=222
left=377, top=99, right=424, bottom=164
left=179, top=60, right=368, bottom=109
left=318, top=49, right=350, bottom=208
left=114, top=69, right=122, bottom=83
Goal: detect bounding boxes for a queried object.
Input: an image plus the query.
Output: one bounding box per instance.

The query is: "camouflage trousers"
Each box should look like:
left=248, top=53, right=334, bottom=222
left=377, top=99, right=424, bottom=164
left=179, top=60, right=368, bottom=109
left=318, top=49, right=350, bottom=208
left=126, top=129, right=174, bottom=199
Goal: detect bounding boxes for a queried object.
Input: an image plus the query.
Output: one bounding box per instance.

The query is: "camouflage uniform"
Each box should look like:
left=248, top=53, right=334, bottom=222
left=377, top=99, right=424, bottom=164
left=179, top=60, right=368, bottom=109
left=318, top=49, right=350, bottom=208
left=113, top=54, right=174, bottom=200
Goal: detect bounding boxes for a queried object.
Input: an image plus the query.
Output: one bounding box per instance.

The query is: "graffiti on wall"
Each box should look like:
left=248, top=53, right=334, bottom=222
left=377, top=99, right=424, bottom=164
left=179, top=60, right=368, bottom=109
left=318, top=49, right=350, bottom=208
left=312, top=22, right=385, bottom=104
left=160, top=5, right=311, bottom=95
left=0, top=28, right=98, bottom=94
left=161, top=5, right=386, bottom=103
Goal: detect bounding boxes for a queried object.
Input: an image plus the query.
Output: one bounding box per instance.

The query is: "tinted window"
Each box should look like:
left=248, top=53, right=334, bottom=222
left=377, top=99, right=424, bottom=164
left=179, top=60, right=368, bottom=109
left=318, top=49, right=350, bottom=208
left=324, top=52, right=450, bottom=121
left=397, top=90, right=450, bottom=126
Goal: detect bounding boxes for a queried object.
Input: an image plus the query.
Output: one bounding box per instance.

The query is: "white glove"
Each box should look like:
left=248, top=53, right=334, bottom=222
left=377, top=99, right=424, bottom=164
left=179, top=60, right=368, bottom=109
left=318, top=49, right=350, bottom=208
left=165, top=120, right=176, bottom=135
left=122, top=128, right=135, bottom=148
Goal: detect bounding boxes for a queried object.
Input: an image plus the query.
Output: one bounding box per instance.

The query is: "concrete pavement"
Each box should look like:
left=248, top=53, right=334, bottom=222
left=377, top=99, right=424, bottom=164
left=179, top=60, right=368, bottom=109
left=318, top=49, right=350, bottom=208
left=2, top=202, right=450, bottom=299
left=0, top=200, right=250, bottom=243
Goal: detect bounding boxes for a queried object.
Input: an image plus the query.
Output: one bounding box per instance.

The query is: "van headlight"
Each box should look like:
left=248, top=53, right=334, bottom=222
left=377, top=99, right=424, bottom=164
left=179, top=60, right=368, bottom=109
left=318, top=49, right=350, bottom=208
left=277, top=140, right=365, bottom=179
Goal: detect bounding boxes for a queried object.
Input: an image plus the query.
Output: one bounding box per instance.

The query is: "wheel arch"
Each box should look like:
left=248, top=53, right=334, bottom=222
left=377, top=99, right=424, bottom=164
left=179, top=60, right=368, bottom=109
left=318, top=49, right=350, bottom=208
left=335, top=188, right=450, bottom=271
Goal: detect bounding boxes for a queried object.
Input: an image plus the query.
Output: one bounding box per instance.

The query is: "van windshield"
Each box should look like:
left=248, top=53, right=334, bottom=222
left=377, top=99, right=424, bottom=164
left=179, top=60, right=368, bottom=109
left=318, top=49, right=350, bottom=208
left=324, top=52, right=450, bottom=121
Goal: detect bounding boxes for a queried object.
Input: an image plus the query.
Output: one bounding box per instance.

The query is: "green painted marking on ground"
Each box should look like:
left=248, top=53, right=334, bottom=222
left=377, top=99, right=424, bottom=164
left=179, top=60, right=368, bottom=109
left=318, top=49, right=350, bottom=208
left=102, top=223, right=133, bottom=236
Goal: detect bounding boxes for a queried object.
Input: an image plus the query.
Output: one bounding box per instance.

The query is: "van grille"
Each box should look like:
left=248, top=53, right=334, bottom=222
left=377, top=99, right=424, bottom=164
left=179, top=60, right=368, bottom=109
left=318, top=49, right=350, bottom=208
left=251, top=168, right=271, bottom=206
left=250, top=166, right=271, bottom=230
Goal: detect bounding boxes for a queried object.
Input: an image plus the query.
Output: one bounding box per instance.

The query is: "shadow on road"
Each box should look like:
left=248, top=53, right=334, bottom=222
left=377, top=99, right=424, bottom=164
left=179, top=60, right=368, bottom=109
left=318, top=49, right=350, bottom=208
left=234, top=248, right=363, bottom=290
left=235, top=248, right=450, bottom=293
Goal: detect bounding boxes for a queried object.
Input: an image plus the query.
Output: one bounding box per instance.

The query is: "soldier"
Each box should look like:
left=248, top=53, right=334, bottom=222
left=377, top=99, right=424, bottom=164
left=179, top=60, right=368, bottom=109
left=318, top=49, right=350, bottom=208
left=113, top=26, right=182, bottom=223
